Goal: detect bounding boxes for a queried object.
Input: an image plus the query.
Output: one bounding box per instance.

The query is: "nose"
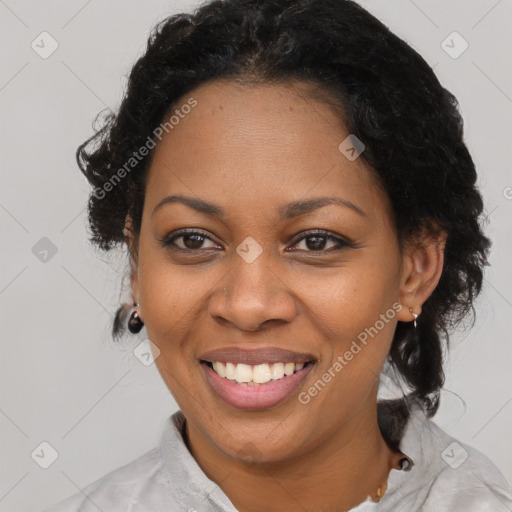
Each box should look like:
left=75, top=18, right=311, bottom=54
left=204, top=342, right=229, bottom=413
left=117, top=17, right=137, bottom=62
left=208, top=253, right=298, bottom=332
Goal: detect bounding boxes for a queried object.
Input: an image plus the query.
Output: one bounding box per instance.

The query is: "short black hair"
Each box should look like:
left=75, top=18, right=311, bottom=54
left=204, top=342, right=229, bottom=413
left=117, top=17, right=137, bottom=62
left=77, top=0, right=491, bottom=444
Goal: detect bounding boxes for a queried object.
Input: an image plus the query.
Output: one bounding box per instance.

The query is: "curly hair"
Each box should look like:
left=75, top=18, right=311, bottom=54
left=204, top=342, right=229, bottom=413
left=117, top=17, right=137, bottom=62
left=77, top=0, right=491, bottom=443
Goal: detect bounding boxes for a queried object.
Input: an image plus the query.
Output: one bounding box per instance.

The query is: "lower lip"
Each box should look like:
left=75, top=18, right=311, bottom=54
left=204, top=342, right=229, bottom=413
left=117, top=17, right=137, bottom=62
left=201, top=362, right=314, bottom=410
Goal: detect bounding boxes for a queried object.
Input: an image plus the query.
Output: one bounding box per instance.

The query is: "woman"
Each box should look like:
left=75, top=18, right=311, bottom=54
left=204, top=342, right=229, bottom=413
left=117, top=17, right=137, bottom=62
left=43, top=0, right=512, bottom=510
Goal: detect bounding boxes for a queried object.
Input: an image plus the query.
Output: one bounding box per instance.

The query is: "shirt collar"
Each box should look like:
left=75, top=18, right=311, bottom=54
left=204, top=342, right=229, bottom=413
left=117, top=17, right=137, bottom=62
left=160, top=402, right=430, bottom=510
left=160, top=410, right=238, bottom=511
left=381, top=399, right=437, bottom=499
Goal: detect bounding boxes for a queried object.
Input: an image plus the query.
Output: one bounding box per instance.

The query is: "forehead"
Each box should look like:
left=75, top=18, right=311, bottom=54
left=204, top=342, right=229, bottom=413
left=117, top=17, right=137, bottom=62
left=145, top=80, right=390, bottom=222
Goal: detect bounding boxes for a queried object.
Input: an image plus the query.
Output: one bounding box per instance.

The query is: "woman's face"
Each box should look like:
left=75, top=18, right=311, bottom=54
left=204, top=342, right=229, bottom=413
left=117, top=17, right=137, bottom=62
left=132, top=80, right=414, bottom=463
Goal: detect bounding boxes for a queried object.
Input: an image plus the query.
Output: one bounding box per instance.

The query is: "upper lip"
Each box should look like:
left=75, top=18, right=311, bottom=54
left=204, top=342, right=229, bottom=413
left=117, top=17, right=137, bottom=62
left=199, top=346, right=316, bottom=365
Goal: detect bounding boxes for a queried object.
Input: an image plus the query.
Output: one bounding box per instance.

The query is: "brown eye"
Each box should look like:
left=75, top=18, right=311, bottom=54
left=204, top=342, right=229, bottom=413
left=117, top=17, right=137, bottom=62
left=158, top=229, right=221, bottom=251
left=299, top=235, right=331, bottom=251
left=177, top=233, right=207, bottom=250
left=288, top=230, right=351, bottom=253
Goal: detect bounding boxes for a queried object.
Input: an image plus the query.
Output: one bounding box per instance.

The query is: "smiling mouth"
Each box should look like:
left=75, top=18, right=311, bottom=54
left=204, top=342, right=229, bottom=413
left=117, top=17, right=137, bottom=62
left=200, top=360, right=315, bottom=385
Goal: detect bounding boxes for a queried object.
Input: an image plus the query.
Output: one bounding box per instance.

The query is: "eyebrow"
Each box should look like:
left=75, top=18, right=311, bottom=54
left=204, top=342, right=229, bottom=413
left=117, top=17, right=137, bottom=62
left=151, top=194, right=367, bottom=220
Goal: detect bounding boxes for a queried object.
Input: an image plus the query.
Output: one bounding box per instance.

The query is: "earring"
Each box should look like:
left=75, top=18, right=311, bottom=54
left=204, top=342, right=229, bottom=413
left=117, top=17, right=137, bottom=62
left=409, top=307, right=418, bottom=328
left=128, top=302, right=144, bottom=334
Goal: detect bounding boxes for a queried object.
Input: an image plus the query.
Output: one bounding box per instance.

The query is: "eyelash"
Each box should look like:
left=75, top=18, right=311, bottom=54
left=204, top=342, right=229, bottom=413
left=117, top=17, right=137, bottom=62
left=158, top=228, right=352, bottom=254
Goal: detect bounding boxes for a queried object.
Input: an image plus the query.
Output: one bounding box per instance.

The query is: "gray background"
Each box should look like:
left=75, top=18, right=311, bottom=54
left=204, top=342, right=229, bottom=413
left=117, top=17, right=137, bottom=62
left=0, top=1, right=511, bottom=510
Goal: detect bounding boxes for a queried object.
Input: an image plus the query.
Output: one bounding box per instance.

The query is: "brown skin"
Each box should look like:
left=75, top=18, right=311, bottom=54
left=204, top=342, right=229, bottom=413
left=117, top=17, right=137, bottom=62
left=126, top=80, right=446, bottom=511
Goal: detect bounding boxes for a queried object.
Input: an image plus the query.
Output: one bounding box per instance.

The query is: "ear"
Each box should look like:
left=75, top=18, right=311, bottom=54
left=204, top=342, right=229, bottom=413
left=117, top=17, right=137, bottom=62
left=396, top=224, right=447, bottom=323
left=123, top=215, right=140, bottom=303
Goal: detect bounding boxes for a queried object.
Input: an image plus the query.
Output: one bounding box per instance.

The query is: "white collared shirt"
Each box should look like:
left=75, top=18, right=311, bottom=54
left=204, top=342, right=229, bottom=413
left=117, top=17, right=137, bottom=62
left=42, top=403, right=512, bottom=511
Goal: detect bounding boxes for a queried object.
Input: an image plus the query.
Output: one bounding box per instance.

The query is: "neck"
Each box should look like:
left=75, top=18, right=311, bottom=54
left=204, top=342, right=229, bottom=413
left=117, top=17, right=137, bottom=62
left=185, top=397, right=402, bottom=512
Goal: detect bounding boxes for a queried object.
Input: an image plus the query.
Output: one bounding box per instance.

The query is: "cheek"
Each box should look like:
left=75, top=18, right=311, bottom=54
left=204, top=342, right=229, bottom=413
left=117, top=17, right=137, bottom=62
left=301, top=253, right=400, bottom=375
left=136, top=243, right=200, bottom=354
left=300, top=273, right=399, bottom=420
left=305, top=257, right=398, bottom=332
left=136, top=246, right=205, bottom=402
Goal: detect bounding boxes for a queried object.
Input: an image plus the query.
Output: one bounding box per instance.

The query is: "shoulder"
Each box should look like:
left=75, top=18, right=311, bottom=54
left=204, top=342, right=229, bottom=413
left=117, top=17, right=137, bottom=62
left=426, top=430, right=512, bottom=511
left=397, top=406, right=512, bottom=511
left=40, top=410, right=217, bottom=512
left=40, top=447, right=167, bottom=511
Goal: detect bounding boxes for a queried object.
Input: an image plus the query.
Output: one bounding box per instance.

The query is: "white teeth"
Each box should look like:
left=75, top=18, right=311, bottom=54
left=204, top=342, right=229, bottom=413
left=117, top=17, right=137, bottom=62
left=234, top=363, right=252, bottom=383
left=225, top=362, right=236, bottom=380
left=253, top=364, right=272, bottom=383
left=213, top=361, right=226, bottom=378
left=208, top=361, right=309, bottom=384
left=284, top=362, right=295, bottom=376
left=271, top=362, right=285, bottom=380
